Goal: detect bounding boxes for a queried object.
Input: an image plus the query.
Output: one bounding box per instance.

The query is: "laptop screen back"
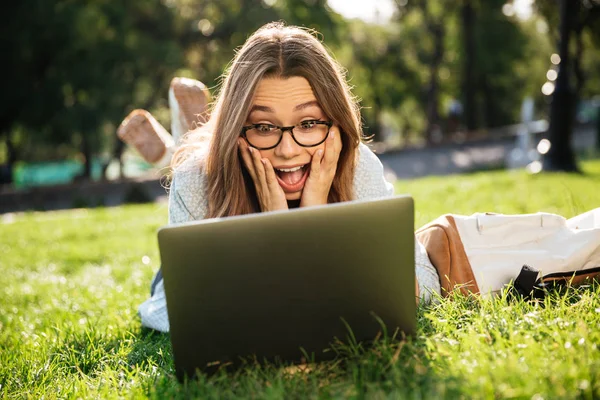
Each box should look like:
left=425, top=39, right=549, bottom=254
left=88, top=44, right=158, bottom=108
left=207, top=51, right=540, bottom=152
left=158, top=195, right=415, bottom=379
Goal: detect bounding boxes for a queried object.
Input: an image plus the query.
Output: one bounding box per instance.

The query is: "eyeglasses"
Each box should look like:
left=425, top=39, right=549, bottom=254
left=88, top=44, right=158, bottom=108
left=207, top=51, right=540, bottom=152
left=241, top=120, right=333, bottom=150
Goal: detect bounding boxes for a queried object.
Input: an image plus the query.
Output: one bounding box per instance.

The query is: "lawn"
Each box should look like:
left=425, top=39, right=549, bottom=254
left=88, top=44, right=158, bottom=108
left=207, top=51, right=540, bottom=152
left=1, top=160, right=600, bottom=399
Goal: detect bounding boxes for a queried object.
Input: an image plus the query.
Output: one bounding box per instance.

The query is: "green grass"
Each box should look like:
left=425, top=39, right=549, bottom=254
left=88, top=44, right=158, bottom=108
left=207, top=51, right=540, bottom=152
left=1, top=160, right=600, bottom=399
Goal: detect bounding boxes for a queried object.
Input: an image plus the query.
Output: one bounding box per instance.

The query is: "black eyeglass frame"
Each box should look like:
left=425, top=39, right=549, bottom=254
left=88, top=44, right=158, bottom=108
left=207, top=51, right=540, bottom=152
left=240, top=120, right=333, bottom=150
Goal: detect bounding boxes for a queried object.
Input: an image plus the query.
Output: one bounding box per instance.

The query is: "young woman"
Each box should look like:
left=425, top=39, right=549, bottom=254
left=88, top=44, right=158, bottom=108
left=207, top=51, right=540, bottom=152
left=137, top=22, right=441, bottom=332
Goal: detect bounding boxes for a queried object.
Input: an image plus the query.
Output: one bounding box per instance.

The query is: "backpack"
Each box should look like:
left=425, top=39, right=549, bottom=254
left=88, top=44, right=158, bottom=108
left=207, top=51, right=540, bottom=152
left=416, top=208, right=600, bottom=298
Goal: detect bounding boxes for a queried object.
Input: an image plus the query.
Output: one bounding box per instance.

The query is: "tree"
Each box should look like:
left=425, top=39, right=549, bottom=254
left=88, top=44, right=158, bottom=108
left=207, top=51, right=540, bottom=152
left=1, top=0, right=184, bottom=181
left=542, top=0, right=578, bottom=171
left=461, top=0, right=477, bottom=132
left=388, top=0, right=532, bottom=142
left=536, top=0, right=600, bottom=171
left=392, top=0, right=458, bottom=144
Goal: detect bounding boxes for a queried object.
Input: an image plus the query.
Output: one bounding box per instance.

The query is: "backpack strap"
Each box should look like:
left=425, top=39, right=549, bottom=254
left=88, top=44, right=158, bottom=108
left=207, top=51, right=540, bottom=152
left=539, top=266, right=600, bottom=285
left=512, top=264, right=600, bottom=299
left=416, top=214, right=480, bottom=296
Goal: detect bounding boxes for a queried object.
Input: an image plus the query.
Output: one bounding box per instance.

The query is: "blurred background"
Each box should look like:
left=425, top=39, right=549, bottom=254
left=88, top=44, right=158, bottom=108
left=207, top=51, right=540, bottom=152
left=1, top=0, right=599, bottom=209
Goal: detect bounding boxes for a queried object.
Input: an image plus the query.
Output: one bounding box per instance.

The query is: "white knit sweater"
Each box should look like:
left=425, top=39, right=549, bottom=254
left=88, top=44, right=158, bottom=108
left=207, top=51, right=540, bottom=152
left=139, top=143, right=441, bottom=332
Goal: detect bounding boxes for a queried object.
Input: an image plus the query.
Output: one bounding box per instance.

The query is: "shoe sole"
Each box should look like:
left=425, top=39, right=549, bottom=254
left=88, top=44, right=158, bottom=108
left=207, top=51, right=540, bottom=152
left=117, top=110, right=173, bottom=164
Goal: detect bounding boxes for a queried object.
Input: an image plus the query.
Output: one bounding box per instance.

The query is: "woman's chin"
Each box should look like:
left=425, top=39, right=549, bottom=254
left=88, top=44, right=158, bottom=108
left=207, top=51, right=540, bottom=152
left=284, top=191, right=302, bottom=201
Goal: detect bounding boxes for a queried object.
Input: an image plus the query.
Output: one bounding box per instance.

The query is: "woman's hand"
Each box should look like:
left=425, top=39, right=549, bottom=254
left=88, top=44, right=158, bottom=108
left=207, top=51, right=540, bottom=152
left=300, top=128, right=343, bottom=208
left=238, top=138, right=288, bottom=212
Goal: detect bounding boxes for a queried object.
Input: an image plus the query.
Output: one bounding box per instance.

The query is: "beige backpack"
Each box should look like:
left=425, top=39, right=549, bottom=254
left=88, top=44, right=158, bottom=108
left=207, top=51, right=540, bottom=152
left=416, top=209, right=600, bottom=298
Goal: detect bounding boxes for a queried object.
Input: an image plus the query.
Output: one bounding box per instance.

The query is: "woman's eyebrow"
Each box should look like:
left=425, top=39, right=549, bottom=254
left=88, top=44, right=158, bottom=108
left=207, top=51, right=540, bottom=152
left=294, top=100, right=320, bottom=111
left=249, top=105, right=274, bottom=113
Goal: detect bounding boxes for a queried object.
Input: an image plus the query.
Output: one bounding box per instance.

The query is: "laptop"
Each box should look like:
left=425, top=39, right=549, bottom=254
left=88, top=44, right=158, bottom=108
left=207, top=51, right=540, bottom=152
left=158, top=195, right=416, bottom=380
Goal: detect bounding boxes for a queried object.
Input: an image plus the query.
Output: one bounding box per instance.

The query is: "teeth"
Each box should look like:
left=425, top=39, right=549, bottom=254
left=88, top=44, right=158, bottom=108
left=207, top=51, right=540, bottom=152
left=276, top=165, right=303, bottom=172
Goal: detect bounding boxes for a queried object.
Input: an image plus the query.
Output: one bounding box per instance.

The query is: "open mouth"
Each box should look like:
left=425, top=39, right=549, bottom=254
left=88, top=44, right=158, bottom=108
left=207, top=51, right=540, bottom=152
left=274, top=164, right=310, bottom=193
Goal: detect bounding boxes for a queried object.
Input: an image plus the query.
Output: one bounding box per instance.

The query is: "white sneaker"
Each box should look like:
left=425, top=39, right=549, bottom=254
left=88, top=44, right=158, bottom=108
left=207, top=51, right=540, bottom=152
left=117, top=109, right=174, bottom=167
left=169, top=77, right=211, bottom=143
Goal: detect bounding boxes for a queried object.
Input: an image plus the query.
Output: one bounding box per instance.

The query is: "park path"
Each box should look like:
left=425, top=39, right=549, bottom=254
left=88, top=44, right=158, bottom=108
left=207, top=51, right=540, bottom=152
left=0, top=126, right=596, bottom=213
left=377, top=125, right=596, bottom=180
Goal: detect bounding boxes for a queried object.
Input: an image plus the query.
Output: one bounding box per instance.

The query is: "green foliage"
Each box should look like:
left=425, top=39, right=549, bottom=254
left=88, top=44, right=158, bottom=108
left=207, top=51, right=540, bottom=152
left=2, top=0, right=184, bottom=172
left=2, top=0, right=600, bottom=175
left=535, top=0, right=600, bottom=99
left=1, top=161, right=600, bottom=398
left=471, top=0, right=530, bottom=127
left=339, top=0, right=558, bottom=143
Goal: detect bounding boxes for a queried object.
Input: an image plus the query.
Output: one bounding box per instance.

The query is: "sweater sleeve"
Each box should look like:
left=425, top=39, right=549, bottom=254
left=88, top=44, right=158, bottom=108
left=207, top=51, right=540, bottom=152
left=168, top=150, right=209, bottom=225
left=354, top=143, right=395, bottom=200
left=138, top=150, right=208, bottom=332
left=415, top=239, right=441, bottom=302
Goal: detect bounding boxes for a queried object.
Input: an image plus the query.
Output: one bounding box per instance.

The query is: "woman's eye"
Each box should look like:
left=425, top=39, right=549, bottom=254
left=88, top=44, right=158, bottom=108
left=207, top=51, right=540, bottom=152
left=300, top=121, right=316, bottom=129
left=256, top=124, right=275, bottom=132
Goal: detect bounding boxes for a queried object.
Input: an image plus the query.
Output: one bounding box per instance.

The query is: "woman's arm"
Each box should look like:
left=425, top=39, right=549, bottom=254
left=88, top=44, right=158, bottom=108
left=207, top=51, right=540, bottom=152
left=138, top=150, right=208, bottom=332
left=168, top=151, right=209, bottom=225
left=415, top=238, right=440, bottom=303
left=353, top=143, right=395, bottom=200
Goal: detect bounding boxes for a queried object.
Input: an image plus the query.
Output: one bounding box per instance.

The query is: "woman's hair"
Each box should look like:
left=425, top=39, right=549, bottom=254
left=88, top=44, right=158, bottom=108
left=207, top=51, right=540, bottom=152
left=173, top=22, right=364, bottom=218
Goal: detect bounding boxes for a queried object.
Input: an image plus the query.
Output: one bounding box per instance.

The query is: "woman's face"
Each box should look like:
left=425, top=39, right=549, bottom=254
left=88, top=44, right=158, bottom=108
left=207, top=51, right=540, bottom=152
left=245, top=76, right=339, bottom=201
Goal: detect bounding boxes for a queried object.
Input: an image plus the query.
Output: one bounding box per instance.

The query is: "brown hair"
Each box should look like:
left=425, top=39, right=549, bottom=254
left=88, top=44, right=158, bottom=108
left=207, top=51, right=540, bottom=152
left=173, top=22, right=365, bottom=218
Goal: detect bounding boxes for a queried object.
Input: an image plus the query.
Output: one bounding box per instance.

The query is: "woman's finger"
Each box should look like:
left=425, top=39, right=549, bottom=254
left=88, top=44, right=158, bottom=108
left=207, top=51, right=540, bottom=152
left=238, top=139, right=257, bottom=181
left=311, top=149, right=323, bottom=176
left=249, top=146, right=267, bottom=185
left=323, top=129, right=336, bottom=167
left=262, top=158, right=280, bottom=193
left=261, top=158, right=288, bottom=211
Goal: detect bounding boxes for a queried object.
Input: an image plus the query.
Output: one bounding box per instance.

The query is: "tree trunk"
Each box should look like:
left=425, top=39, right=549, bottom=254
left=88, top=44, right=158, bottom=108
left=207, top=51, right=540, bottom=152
left=0, top=135, right=17, bottom=186
left=542, top=0, right=578, bottom=172
left=112, top=136, right=125, bottom=180
left=367, top=65, right=384, bottom=142
left=81, top=134, right=93, bottom=180
left=419, top=0, right=446, bottom=145
left=425, top=22, right=444, bottom=144
left=480, top=76, right=495, bottom=129
left=572, top=12, right=585, bottom=113
left=461, top=0, right=477, bottom=132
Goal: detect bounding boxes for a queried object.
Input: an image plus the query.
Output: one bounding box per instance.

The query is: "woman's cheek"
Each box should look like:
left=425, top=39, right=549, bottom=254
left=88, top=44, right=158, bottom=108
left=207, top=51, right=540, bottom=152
left=257, top=149, right=274, bottom=161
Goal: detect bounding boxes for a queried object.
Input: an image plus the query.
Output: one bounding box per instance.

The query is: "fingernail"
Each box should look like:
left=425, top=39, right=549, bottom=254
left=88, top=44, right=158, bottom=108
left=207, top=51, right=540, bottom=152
left=248, top=147, right=253, bottom=154
left=261, top=159, right=267, bottom=165
left=329, top=131, right=334, bottom=139
left=318, top=150, right=323, bottom=156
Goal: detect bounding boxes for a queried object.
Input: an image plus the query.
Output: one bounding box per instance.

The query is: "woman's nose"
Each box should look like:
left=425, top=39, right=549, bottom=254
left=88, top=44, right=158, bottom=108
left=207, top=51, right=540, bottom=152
left=274, top=130, right=302, bottom=159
